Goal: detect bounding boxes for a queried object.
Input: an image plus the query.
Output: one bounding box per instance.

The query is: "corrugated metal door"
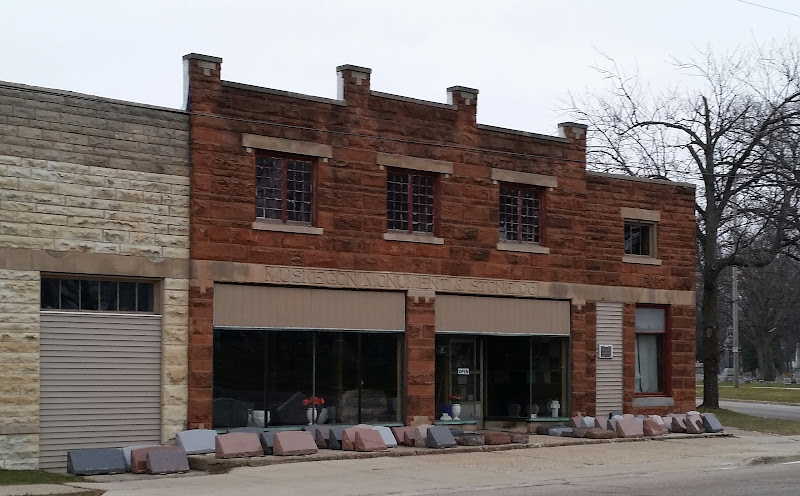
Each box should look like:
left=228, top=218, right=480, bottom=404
left=595, top=302, right=623, bottom=418
left=39, top=312, right=162, bottom=470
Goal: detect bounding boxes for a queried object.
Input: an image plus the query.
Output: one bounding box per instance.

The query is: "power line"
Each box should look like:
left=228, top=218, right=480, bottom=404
left=735, top=0, right=800, bottom=18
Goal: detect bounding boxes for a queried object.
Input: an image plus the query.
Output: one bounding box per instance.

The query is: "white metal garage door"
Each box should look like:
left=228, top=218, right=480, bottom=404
left=39, top=312, right=162, bottom=470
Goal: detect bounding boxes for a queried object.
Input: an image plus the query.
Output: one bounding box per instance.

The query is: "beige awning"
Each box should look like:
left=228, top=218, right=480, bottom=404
left=213, top=284, right=405, bottom=331
left=435, top=295, right=570, bottom=335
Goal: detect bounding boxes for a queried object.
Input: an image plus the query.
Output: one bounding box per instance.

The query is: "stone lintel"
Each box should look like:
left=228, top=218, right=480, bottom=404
left=490, top=168, right=558, bottom=188
left=242, top=134, right=333, bottom=158
left=0, top=248, right=189, bottom=279
left=376, top=152, right=453, bottom=175
left=621, top=207, right=661, bottom=222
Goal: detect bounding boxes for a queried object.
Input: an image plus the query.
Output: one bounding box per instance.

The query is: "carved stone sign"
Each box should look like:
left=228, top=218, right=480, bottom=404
left=261, top=266, right=539, bottom=297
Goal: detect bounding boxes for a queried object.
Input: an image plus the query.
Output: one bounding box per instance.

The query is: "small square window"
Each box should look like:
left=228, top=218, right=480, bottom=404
left=386, top=170, right=435, bottom=234
left=499, top=185, right=541, bottom=243
left=256, top=155, right=313, bottom=225
left=624, top=221, right=655, bottom=256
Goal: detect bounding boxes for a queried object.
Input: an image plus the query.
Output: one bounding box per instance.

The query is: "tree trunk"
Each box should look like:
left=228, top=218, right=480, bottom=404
left=701, top=274, right=720, bottom=408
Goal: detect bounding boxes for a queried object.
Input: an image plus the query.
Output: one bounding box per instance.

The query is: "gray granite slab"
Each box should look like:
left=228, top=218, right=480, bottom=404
left=702, top=413, right=724, bottom=433
left=175, top=429, right=217, bottom=455
left=426, top=426, right=457, bottom=448
left=67, top=448, right=127, bottom=475
left=327, top=426, right=345, bottom=450
left=258, top=431, right=275, bottom=455
left=373, top=426, right=398, bottom=447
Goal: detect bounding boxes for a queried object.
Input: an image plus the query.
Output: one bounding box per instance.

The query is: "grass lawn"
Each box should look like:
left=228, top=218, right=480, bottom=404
left=697, top=407, right=800, bottom=436
left=696, top=382, right=800, bottom=404
left=0, top=469, right=86, bottom=486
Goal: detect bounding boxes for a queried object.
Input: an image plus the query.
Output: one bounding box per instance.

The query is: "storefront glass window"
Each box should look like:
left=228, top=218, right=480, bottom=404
left=212, top=330, right=403, bottom=429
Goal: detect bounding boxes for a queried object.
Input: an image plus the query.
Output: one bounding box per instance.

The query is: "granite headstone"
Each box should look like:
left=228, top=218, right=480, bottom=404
left=67, top=448, right=127, bottom=475
left=175, top=429, right=217, bottom=455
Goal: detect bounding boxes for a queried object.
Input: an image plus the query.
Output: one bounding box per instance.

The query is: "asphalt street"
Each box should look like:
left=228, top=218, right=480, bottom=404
left=719, top=400, right=800, bottom=421
left=423, top=462, right=800, bottom=496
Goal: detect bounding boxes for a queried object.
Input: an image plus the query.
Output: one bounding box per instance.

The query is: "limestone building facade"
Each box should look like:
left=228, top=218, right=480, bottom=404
left=0, top=82, right=190, bottom=469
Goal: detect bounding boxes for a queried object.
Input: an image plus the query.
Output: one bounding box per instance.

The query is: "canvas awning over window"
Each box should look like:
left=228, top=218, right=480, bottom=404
left=213, top=284, right=405, bottom=331
left=435, top=295, right=570, bottom=335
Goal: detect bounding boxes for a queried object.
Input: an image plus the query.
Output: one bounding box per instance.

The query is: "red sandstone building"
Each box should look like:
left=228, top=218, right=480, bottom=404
left=183, top=53, right=696, bottom=432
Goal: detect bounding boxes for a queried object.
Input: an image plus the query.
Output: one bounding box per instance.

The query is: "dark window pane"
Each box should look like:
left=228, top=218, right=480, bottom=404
left=100, top=281, right=118, bottom=311
left=360, top=333, right=401, bottom=423
left=119, top=282, right=136, bottom=311
left=625, top=223, right=651, bottom=255
left=137, top=283, right=154, bottom=312
left=265, top=331, right=313, bottom=426
left=255, top=157, right=284, bottom=220
left=60, top=279, right=79, bottom=310
left=499, top=186, right=519, bottom=241
left=315, top=332, right=359, bottom=425
left=387, top=172, right=409, bottom=231
left=286, top=159, right=312, bottom=223
left=213, top=330, right=266, bottom=429
left=40, top=278, right=60, bottom=309
left=411, top=175, right=434, bottom=233
left=499, top=186, right=540, bottom=243
left=80, top=280, right=99, bottom=311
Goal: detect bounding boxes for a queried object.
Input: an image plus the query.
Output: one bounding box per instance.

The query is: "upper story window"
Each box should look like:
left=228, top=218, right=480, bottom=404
left=621, top=207, right=661, bottom=265
left=624, top=222, right=654, bottom=256
left=499, top=185, right=541, bottom=243
left=256, top=155, right=313, bottom=225
left=41, top=277, right=155, bottom=313
left=386, top=170, right=435, bottom=234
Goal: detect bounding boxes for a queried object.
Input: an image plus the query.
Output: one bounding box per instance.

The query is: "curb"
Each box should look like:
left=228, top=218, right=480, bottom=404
left=188, top=432, right=732, bottom=474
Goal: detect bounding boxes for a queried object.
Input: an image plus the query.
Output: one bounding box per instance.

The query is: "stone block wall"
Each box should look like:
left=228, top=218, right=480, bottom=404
left=0, top=81, right=191, bottom=467
left=0, top=269, right=39, bottom=469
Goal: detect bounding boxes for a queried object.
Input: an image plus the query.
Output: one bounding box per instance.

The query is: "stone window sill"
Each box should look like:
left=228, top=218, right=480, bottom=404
left=497, top=241, right=550, bottom=254
left=632, top=396, right=674, bottom=408
left=383, top=232, right=444, bottom=245
left=623, top=255, right=662, bottom=266
left=252, top=220, right=323, bottom=235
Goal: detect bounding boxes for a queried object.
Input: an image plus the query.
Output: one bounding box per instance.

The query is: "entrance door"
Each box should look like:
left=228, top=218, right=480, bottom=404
left=484, top=335, right=530, bottom=418
left=434, top=336, right=481, bottom=423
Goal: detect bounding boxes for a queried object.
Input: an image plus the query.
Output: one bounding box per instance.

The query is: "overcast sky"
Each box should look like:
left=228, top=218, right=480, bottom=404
left=1, top=0, right=797, bottom=135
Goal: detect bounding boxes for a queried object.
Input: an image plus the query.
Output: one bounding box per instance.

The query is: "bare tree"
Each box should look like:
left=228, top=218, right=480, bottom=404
left=569, top=41, right=800, bottom=408
left=739, top=257, right=800, bottom=380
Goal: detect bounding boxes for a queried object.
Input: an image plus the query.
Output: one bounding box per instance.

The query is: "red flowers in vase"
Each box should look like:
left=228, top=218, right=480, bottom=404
left=449, top=394, right=461, bottom=404
left=303, top=396, right=325, bottom=407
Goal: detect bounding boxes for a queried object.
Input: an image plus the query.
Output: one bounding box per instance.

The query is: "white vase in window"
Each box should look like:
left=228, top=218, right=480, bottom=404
left=452, top=403, right=461, bottom=421
left=307, top=407, right=317, bottom=425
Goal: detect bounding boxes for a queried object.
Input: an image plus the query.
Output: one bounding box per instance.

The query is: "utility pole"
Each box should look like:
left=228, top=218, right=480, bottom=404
left=732, top=265, right=739, bottom=388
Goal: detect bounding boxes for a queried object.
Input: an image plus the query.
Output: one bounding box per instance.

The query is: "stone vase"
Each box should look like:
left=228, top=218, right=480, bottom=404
left=307, top=407, right=317, bottom=425
left=452, top=403, right=461, bottom=420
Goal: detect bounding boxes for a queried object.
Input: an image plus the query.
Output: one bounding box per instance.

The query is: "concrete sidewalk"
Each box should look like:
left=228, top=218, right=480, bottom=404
left=8, top=429, right=800, bottom=496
